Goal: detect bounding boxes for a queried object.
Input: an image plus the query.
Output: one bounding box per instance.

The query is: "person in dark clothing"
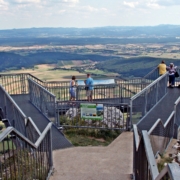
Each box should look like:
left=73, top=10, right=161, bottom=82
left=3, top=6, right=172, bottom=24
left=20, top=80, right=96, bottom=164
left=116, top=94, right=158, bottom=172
left=167, top=63, right=177, bottom=88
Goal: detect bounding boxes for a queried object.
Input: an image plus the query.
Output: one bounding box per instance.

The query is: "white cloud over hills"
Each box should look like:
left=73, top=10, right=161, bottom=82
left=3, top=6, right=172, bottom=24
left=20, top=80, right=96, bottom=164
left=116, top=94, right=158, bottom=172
left=0, top=0, right=180, bottom=29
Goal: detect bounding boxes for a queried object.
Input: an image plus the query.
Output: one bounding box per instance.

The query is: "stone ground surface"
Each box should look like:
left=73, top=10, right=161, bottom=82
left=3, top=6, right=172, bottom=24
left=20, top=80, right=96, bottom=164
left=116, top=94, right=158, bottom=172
left=50, top=132, right=133, bottom=180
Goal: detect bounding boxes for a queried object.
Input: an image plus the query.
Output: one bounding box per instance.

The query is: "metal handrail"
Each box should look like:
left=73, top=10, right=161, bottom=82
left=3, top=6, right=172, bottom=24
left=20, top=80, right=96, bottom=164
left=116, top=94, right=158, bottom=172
left=0, top=122, right=53, bottom=179
left=35, top=122, right=52, bottom=147
left=27, top=117, right=41, bottom=136
left=133, top=124, right=141, bottom=150
left=0, top=84, right=26, bottom=118
left=0, top=73, right=44, bottom=83
left=130, top=72, right=167, bottom=101
left=143, top=67, right=158, bottom=79
left=0, top=126, right=35, bottom=147
left=142, top=130, right=159, bottom=180
left=28, top=78, right=56, bottom=97
left=148, top=111, right=175, bottom=135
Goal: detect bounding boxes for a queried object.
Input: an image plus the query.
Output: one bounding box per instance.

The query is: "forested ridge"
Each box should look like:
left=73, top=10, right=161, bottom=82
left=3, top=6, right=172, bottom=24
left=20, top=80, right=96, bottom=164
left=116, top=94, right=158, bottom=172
left=1, top=25, right=180, bottom=77
left=1, top=51, right=180, bottom=77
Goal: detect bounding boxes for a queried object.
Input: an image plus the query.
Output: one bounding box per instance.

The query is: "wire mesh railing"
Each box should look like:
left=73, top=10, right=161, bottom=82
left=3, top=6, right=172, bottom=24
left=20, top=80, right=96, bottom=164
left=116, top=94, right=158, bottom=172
left=148, top=114, right=175, bottom=156
left=0, top=85, right=26, bottom=136
left=133, top=124, right=179, bottom=180
left=0, top=124, right=53, bottom=180
left=174, top=67, right=180, bottom=87
left=0, top=84, right=44, bottom=145
left=46, top=83, right=142, bottom=102
left=133, top=89, right=180, bottom=180
left=130, top=73, right=168, bottom=125
left=28, top=78, right=56, bottom=124
left=0, top=68, right=161, bottom=103
left=26, top=117, right=41, bottom=143
left=133, top=126, right=159, bottom=180
left=0, top=73, right=44, bottom=95
left=174, top=96, right=180, bottom=139
left=56, top=101, right=130, bottom=130
left=143, top=67, right=159, bottom=81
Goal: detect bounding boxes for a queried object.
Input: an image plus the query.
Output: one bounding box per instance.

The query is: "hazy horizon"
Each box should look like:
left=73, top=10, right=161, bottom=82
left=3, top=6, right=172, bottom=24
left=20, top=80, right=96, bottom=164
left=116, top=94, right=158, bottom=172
left=1, top=0, right=180, bottom=30
left=1, top=24, right=180, bottom=31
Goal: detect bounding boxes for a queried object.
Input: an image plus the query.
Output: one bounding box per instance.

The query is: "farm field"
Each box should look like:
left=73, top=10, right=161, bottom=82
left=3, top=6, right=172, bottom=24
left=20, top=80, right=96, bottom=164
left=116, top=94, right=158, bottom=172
left=1, top=64, right=88, bottom=81
left=141, top=52, right=180, bottom=59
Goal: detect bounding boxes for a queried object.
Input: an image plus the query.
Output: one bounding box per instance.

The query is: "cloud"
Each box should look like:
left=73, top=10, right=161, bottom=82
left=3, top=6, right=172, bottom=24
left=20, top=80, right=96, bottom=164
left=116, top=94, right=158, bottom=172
left=9, top=0, right=40, bottom=4
left=122, top=0, right=180, bottom=10
left=58, top=9, right=66, bottom=14
left=157, top=0, right=180, bottom=7
left=147, top=2, right=161, bottom=9
left=0, top=0, right=9, bottom=11
left=123, top=1, right=139, bottom=8
left=100, top=8, right=108, bottom=12
left=83, top=5, right=98, bottom=12
left=7, top=0, right=79, bottom=6
left=62, top=0, right=79, bottom=3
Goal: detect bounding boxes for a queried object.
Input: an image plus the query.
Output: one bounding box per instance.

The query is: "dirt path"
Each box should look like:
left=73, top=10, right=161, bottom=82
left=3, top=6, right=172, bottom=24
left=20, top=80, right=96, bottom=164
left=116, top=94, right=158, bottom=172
left=50, top=132, right=133, bottom=180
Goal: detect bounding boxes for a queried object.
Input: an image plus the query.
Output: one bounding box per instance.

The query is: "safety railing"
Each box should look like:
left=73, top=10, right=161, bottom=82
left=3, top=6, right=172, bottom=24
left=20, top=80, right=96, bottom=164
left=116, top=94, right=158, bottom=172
left=56, top=101, right=130, bottom=130
left=174, top=67, right=180, bottom=87
left=0, top=124, right=53, bottom=180
left=148, top=115, right=174, bottom=156
left=44, top=68, right=159, bottom=101
left=28, top=78, right=56, bottom=123
left=46, top=82, right=147, bottom=102
left=0, top=69, right=159, bottom=102
left=0, top=73, right=44, bottom=95
left=133, top=94, right=180, bottom=180
left=0, top=85, right=42, bottom=144
left=133, top=124, right=180, bottom=180
left=174, top=96, right=180, bottom=138
left=143, top=67, right=159, bottom=81
left=130, top=73, right=168, bottom=125
left=0, top=84, right=26, bottom=135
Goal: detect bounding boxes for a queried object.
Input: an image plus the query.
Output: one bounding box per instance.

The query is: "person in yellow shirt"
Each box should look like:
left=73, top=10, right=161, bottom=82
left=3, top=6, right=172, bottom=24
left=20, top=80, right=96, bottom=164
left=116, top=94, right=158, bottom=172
left=158, top=60, right=166, bottom=76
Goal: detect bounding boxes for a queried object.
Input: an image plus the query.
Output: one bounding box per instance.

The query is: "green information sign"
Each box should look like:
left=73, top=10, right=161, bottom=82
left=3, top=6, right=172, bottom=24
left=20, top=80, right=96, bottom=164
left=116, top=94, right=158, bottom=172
left=80, top=103, right=103, bottom=120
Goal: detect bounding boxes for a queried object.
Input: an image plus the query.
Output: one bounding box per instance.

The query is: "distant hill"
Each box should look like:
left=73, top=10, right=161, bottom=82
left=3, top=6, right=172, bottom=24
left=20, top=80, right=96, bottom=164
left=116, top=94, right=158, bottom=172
left=1, top=51, right=180, bottom=77
left=0, top=51, right=111, bottom=71
left=1, top=25, right=180, bottom=77
left=1, top=25, right=180, bottom=38
left=96, top=57, right=180, bottom=77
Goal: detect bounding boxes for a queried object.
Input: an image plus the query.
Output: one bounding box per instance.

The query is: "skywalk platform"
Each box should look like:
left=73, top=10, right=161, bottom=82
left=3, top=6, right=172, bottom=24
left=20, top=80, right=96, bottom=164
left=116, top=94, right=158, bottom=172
left=11, top=94, right=72, bottom=150
left=137, top=87, right=180, bottom=131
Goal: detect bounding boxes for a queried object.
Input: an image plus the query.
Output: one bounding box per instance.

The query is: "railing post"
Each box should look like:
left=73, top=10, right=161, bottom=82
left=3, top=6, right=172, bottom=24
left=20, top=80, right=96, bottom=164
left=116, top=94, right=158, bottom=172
left=144, top=91, right=147, bottom=115
left=55, top=101, right=60, bottom=127
left=156, top=81, right=159, bottom=103
left=130, top=99, right=133, bottom=129
left=49, top=127, right=53, bottom=169
left=76, top=86, right=79, bottom=100
left=142, top=131, right=159, bottom=180
left=20, top=74, right=26, bottom=94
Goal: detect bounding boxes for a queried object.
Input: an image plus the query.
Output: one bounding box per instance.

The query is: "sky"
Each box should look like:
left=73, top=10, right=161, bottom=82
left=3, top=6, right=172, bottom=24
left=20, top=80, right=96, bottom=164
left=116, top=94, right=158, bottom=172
left=0, top=0, right=180, bottom=30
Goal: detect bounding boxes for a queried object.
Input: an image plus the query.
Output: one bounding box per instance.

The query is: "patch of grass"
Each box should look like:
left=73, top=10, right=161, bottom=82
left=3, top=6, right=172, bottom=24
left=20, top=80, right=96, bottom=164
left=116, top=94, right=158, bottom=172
left=0, top=121, right=5, bottom=133
left=64, top=128, right=121, bottom=146
left=1, top=149, right=47, bottom=180
left=157, top=154, right=172, bottom=172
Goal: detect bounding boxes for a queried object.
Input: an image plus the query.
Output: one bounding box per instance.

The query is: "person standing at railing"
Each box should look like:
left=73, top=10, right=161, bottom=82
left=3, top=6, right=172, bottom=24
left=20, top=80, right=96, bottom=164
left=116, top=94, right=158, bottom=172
left=167, top=63, right=177, bottom=88
left=69, top=76, right=78, bottom=101
left=85, top=74, right=94, bottom=102
left=158, top=60, right=166, bottom=76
